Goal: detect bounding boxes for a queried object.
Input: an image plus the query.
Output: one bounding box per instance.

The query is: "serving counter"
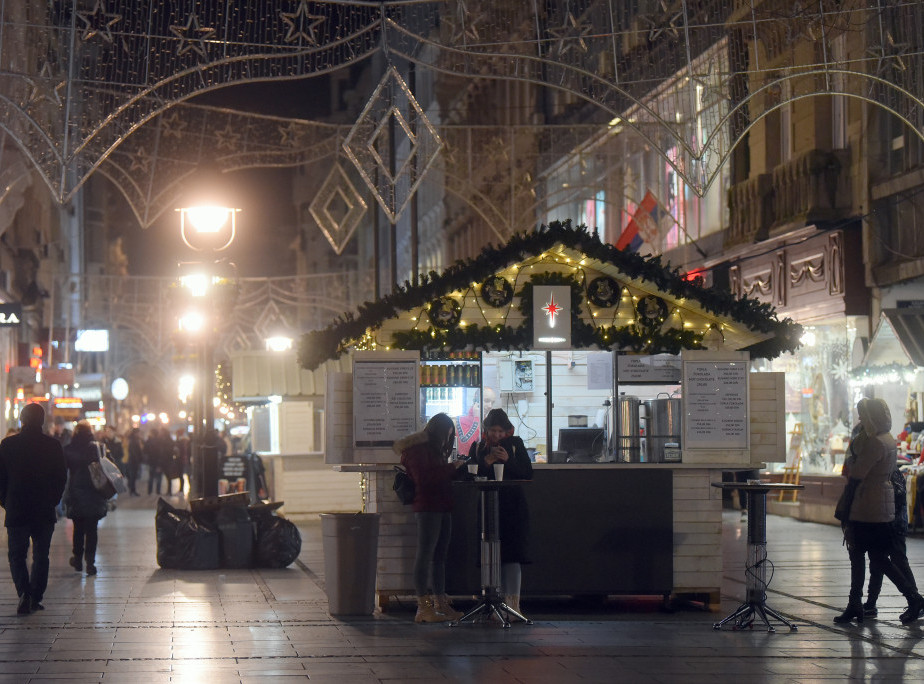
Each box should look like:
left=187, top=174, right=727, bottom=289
left=338, top=462, right=745, bottom=610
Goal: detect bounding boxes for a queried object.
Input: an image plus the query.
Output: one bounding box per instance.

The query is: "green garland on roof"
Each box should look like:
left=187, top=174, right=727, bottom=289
left=297, top=220, right=802, bottom=370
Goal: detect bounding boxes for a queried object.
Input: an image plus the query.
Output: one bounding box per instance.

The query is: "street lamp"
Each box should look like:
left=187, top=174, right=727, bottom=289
left=175, top=194, right=240, bottom=498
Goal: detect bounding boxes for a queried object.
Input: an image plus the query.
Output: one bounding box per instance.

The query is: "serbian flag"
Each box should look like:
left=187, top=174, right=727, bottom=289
left=615, top=190, right=670, bottom=252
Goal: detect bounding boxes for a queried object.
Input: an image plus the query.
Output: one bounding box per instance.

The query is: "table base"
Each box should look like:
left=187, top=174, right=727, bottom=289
left=713, top=600, right=798, bottom=633
left=452, top=596, right=532, bottom=628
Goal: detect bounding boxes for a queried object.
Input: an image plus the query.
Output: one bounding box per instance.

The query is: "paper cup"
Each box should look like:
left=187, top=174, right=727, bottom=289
left=467, top=464, right=479, bottom=476
left=493, top=463, right=504, bottom=481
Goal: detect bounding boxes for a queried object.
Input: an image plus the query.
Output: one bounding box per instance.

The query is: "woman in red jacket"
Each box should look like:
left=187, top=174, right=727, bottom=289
left=394, top=413, right=466, bottom=623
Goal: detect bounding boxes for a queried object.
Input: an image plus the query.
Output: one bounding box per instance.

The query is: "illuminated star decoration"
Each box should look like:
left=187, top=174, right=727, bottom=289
left=280, top=0, right=325, bottom=45
left=642, top=0, right=683, bottom=42
left=548, top=11, right=593, bottom=57
left=76, top=0, right=122, bottom=44
left=160, top=111, right=188, bottom=139
left=278, top=121, right=306, bottom=146
left=213, top=122, right=241, bottom=152
left=867, top=31, right=910, bottom=76
left=26, top=61, right=63, bottom=108
left=542, top=293, right=563, bottom=326
left=444, top=1, right=482, bottom=45
left=170, top=13, right=216, bottom=59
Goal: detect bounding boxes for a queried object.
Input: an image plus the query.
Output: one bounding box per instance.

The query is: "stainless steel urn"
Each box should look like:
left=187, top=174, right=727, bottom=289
left=615, top=394, right=641, bottom=462
left=643, top=395, right=682, bottom=463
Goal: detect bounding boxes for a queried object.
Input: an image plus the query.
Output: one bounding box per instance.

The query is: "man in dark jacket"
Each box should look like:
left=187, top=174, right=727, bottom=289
left=0, top=403, right=67, bottom=614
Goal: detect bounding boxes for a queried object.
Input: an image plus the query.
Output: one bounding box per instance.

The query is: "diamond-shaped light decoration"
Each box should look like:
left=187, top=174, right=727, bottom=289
left=342, top=66, right=443, bottom=223
left=309, top=163, right=367, bottom=254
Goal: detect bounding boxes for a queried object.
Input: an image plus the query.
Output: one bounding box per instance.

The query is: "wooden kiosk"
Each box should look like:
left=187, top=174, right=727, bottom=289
left=299, top=222, right=801, bottom=610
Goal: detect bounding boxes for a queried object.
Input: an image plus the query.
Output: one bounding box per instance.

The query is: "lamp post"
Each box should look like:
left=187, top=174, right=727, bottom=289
left=176, top=200, right=239, bottom=498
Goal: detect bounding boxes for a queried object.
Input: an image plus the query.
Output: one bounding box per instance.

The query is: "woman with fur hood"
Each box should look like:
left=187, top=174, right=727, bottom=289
left=834, top=398, right=924, bottom=624
left=393, top=413, right=466, bottom=623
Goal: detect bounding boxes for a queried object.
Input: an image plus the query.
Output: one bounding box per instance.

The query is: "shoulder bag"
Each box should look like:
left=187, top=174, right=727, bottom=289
left=393, top=465, right=415, bottom=505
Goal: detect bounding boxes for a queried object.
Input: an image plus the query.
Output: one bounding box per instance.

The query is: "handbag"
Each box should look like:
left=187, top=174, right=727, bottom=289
left=89, top=460, right=117, bottom=499
left=834, top=478, right=859, bottom=522
left=393, top=465, right=415, bottom=505
left=89, top=442, right=127, bottom=498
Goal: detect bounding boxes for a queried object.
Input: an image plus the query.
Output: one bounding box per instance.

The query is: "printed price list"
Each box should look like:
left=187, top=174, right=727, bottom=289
left=354, top=361, right=418, bottom=446
left=683, top=361, right=748, bottom=448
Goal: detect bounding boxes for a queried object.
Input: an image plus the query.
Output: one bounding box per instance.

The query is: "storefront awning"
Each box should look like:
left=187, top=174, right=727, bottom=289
left=863, top=308, right=924, bottom=367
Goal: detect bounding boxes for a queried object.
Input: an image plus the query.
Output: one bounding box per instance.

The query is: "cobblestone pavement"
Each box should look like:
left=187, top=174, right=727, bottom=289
left=3, top=493, right=924, bottom=682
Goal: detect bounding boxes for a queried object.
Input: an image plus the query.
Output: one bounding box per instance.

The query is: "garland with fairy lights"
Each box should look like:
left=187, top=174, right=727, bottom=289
left=215, top=360, right=264, bottom=414
left=849, top=362, right=920, bottom=387
left=297, top=220, right=803, bottom=370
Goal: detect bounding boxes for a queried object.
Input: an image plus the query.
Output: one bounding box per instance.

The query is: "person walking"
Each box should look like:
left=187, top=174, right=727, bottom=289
left=174, top=428, right=190, bottom=496
left=125, top=428, right=143, bottom=496
left=394, top=413, right=466, bottom=623
left=834, top=398, right=924, bottom=624
left=0, top=403, right=67, bottom=614
left=469, top=408, right=533, bottom=616
left=62, top=421, right=110, bottom=576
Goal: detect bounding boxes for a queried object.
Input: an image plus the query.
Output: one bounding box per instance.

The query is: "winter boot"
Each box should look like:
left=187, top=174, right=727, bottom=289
left=414, top=595, right=450, bottom=623
left=85, top=550, right=97, bottom=576
left=900, top=593, right=924, bottom=624
left=68, top=555, right=82, bottom=572
left=833, top=600, right=863, bottom=624
left=434, top=594, right=462, bottom=620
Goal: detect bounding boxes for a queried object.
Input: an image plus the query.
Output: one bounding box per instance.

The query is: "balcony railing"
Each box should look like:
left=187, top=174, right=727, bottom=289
left=727, top=149, right=848, bottom=247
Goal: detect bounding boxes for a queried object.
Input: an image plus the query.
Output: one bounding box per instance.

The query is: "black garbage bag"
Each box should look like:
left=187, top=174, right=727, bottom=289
left=215, top=504, right=254, bottom=568
left=253, top=515, right=302, bottom=568
left=155, top=498, right=220, bottom=570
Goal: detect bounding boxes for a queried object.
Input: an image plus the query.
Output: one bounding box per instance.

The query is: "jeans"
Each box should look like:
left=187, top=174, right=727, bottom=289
left=413, top=512, right=452, bottom=597
left=72, top=517, right=100, bottom=565
left=6, top=521, right=55, bottom=602
left=148, top=465, right=162, bottom=495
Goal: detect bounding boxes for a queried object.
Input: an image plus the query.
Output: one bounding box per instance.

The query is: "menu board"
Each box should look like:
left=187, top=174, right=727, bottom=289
left=682, top=351, right=749, bottom=450
left=353, top=355, right=418, bottom=447
left=617, top=354, right=681, bottom=383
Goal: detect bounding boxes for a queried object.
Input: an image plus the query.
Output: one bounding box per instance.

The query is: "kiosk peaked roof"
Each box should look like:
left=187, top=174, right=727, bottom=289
left=297, top=221, right=802, bottom=370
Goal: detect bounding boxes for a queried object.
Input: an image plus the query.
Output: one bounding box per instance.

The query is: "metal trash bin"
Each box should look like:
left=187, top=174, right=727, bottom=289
left=320, top=513, right=380, bottom=616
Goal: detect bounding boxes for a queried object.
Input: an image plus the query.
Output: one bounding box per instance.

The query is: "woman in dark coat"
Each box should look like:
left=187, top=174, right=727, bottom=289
left=63, top=422, right=109, bottom=576
left=469, top=408, right=533, bottom=614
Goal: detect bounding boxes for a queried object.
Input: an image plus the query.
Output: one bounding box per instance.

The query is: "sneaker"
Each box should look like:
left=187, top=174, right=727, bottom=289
left=17, top=595, right=31, bottom=615
left=30, top=599, right=45, bottom=611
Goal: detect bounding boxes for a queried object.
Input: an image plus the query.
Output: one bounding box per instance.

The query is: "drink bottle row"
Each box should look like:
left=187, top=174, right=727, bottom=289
left=420, top=350, right=480, bottom=361
left=420, top=363, right=481, bottom=387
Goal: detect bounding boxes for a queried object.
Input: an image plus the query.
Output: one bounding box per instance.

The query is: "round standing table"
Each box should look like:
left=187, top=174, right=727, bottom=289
left=711, top=481, right=804, bottom=633
left=452, top=479, right=532, bottom=628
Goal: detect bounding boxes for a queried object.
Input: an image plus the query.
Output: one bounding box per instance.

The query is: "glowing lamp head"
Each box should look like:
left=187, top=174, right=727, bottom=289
left=185, top=205, right=231, bottom=233
left=265, top=336, right=293, bottom=352
left=178, top=311, right=206, bottom=334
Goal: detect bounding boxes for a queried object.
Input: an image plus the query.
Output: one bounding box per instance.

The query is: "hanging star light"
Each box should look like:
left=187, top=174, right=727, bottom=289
left=548, top=11, right=593, bottom=57
left=279, top=0, right=325, bottom=45
left=170, top=13, right=215, bottom=59
left=76, top=0, right=122, bottom=44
